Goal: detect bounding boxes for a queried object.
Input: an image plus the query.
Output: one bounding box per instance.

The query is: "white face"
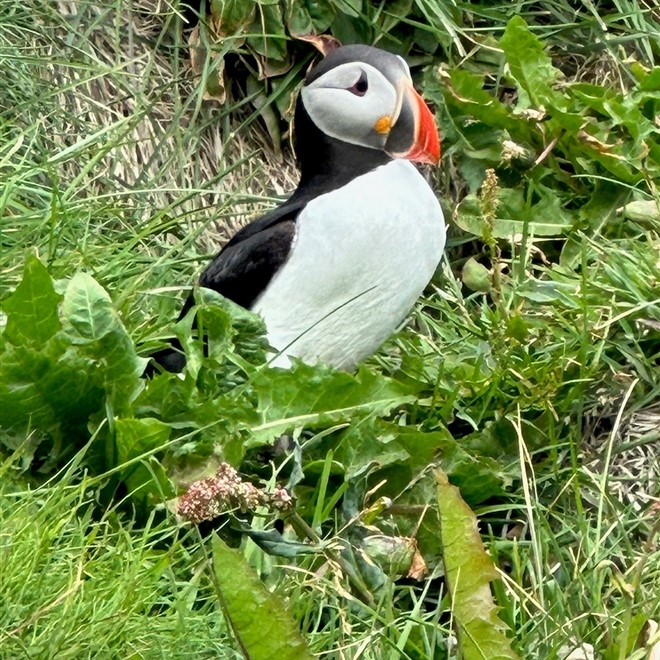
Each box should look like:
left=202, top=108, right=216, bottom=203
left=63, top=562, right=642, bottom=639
left=301, top=61, right=407, bottom=151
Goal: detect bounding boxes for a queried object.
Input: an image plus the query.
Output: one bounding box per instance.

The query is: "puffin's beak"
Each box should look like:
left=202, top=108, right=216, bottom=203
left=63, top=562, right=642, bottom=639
left=404, top=84, right=441, bottom=165
left=384, top=80, right=441, bottom=165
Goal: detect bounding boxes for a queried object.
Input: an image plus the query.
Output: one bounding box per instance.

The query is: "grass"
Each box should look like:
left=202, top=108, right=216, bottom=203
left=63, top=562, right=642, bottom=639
left=1, top=0, right=659, bottom=658
left=0, top=468, right=235, bottom=658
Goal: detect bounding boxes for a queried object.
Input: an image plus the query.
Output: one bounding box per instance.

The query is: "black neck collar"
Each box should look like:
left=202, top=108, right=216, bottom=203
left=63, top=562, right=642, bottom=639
left=290, top=100, right=392, bottom=204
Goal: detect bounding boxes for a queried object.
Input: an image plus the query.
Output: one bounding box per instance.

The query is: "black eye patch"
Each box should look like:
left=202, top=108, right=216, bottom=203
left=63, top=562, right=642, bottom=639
left=348, top=71, right=368, bottom=96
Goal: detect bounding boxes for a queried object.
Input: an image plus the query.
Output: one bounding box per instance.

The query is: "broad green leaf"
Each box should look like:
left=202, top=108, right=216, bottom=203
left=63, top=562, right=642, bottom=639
left=210, top=0, right=256, bottom=36
left=380, top=0, right=414, bottom=33
left=395, top=426, right=512, bottom=505
left=136, top=290, right=268, bottom=472
left=62, top=272, right=146, bottom=412
left=436, top=469, right=518, bottom=660
left=115, top=418, right=174, bottom=506
left=287, top=1, right=314, bottom=37
left=0, top=337, right=102, bottom=442
left=333, top=0, right=362, bottom=19
left=622, top=200, right=660, bottom=222
left=62, top=273, right=116, bottom=344
left=455, top=188, right=573, bottom=239
left=462, top=257, right=492, bottom=292
left=0, top=269, right=146, bottom=466
left=576, top=183, right=628, bottom=233
left=2, top=253, right=61, bottom=346
left=501, top=16, right=560, bottom=109
left=515, top=278, right=579, bottom=304
left=335, top=419, right=513, bottom=507
left=633, top=64, right=660, bottom=92
left=426, top=67, right=524, bottom=137
left=99, top=325, right=147, bottom=413
left=330, top=424, right=512, bottom=567
left=462, top=417, right=522, bottom=461
left=211, top=533, right=312, bottom=660
left=506, top=313, right=529, bottom=342
left=330, top=10, right=371, bottom=46
left=305, top=0, right=336, bottom=32
left=195, top=287, right=268, bottom=366
left=136, top=374, right=258, bottom=448
left=248, top=3, right=289, bottom=63
left=603, top=612, right=650, bottom=660
left=336, top=422, right=410, bottom=480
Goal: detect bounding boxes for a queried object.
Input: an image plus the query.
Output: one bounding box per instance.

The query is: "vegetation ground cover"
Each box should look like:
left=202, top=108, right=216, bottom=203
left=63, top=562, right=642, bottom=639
left=1, top=1, right=659, bottom=658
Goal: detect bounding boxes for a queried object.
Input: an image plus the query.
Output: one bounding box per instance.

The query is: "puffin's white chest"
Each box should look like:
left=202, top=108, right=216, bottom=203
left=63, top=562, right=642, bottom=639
left=252, top=160, right=446, bottom=369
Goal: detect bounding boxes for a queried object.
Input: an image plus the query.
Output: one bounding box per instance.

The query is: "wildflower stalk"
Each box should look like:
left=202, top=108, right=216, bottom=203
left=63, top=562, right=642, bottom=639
left=480, top=168, right=508, bottom=320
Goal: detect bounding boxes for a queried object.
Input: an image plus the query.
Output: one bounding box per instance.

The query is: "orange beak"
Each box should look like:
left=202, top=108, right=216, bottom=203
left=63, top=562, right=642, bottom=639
left=404, top=86, right=441, bottom=165
left=385, top=81, right=441, bottom=166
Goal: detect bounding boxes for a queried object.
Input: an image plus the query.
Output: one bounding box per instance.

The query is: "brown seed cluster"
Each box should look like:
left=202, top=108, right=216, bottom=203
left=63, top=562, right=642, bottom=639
left=177, top=462, right=293, bottom=524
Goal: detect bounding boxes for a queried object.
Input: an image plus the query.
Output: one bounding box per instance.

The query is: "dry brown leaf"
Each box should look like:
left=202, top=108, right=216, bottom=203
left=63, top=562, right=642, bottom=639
left=188, top=24, right=227, bottom=103
left=407, top=543, right=428, bottom=581
left=577, top=129, right=616, bottom=153
left=296, top=34, right=342, bottom=56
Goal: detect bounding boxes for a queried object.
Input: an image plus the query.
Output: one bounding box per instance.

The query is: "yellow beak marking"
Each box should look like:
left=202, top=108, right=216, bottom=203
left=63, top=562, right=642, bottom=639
left=374, top=115, right=392, bottom=134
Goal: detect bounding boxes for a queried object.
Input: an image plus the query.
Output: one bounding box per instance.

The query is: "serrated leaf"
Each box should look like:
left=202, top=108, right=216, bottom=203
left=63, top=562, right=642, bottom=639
left=396, top=426, right=512, bottom=505
left=501, top=16, right=561, bottom=109
left=335, top=421, right=408, bottom=479
left=211, top=533, right=312, bottom=660
left=427, top=67, right=524, bottom=136
left=436, top=469, right=518, bottom=660
left=329, top=424, right=512, bottom=567
left=195, top=286, right=268, bottom=365
left=250, top=364, right=416, bottom=443
left=2, top=253, right=62, bottom=346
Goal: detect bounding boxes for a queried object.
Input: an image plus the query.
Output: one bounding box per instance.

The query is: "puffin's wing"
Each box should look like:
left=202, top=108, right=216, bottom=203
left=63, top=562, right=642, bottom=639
left=198, top=201, right=302, bottom=309
left=145, top=201, right=303, bottom=375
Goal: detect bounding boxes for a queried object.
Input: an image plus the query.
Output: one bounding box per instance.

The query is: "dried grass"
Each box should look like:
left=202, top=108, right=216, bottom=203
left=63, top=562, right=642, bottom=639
left=584, top=402, right=660, bottom=512
left=37, top=1, right=298, bottom=250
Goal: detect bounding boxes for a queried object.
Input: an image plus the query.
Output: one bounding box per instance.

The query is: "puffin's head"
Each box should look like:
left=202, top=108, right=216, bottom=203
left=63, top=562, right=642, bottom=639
left=300, top=45, right=440, bottom=165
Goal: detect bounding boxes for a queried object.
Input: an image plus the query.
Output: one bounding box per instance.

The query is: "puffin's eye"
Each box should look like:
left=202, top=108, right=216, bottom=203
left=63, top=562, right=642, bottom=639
left=348, top=71, right=368, bottom=96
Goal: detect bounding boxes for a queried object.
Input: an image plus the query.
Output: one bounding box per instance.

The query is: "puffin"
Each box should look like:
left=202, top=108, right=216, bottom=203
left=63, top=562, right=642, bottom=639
left=150, top=44, right=446, bottom=373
